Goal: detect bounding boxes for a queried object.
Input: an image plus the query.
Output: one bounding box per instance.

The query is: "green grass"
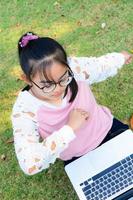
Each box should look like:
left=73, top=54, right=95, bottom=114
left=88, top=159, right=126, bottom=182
left=0, top=0, right=133, bottom=199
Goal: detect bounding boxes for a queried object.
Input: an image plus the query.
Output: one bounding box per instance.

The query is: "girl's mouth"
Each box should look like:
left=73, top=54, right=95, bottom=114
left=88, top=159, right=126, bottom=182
left=52, top=92, right=62, bottom=97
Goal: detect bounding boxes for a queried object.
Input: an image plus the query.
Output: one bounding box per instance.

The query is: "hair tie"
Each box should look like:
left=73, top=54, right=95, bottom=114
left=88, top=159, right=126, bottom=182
left=19, top=32, right=39, bottom=47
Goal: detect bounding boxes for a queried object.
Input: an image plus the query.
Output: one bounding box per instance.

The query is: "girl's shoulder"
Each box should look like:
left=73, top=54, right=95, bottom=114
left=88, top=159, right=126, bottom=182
left=75, top=81, right=91, bottom=96
left=12, top=90, right=43, bottom=114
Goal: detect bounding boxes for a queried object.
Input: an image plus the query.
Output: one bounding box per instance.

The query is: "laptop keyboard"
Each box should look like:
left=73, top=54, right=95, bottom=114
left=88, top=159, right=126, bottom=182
left=80, top=154, right=133, bottom=200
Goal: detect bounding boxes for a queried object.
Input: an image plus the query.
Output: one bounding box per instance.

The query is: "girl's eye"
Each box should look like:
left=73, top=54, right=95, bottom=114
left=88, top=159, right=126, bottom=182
left=43, top=83, right=53, bottom=88
left=40, top=82, right=52, bottom=88
left=60, top=77, right=69, bottom=83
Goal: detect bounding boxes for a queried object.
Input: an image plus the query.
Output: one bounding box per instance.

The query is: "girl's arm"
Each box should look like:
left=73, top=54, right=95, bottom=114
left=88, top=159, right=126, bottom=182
left=11, top=102, right=75, bottom=175
left=68, top=52, right=127, bottom=84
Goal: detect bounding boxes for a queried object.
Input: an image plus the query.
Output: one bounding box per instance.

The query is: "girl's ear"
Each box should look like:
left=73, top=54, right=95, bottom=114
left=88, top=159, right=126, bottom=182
left=20, top=74, right=31, bottom=85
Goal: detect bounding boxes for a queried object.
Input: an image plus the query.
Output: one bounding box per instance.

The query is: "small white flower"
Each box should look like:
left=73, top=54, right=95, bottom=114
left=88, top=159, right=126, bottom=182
left=101, top=22, right=106, bottom=29
left=54, top=1, right=60, bottom=6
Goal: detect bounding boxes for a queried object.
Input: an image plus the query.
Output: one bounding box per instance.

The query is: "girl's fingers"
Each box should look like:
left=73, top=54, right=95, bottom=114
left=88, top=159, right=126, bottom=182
left=126, top=56, right=132, bottom=64
left=81, top=112, right=89, bottom=119
left=74, top=108, right=89, bottom=119
left=84, top=113, right=89, bottom=120
left=75, top=108, right=87, bottom=112
left=74, top=108, right=89, bottom=120
left=76, top=108, right=84, bottom=112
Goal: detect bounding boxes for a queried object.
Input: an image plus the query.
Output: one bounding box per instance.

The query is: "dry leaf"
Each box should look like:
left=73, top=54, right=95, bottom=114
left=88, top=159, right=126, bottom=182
left=77, top=21, right=82, bottom=26
left=6, top=137, right=14, bottom=144
left=1, top=154, right=6, bottom=160
left=129, top=49, right=133, bottom=54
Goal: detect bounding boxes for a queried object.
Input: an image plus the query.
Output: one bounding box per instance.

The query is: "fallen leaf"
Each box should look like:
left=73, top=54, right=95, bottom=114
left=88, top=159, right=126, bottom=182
left=129, top=49, right=133, bottom=54
left=77, top=21, right=82, bottom=26
left=6, top=137, right=14, bottom=144
left=1, top=154, right=6, bottom=160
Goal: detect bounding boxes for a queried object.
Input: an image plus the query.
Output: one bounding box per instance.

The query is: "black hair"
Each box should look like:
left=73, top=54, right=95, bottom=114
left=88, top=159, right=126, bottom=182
left=18, top=32, right=78, bottom=102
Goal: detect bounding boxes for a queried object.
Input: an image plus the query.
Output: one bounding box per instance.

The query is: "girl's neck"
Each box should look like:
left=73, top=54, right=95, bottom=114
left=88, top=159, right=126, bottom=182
left=29, top=88, right=63, bottom=106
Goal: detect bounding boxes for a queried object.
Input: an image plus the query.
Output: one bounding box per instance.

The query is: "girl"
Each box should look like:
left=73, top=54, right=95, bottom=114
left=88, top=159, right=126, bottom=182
left=11, top=32, right=132, bottom=175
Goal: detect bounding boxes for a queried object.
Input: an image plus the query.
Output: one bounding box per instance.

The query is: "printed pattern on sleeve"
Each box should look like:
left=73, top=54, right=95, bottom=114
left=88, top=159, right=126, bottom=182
left=68, top=52, right=125, bottom=84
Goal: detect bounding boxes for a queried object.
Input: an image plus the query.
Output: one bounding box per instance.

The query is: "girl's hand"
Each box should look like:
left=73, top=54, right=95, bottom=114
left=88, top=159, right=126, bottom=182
left=67, top=108, right=89, bottom=132
left=121, top=51, right=132, bottom=64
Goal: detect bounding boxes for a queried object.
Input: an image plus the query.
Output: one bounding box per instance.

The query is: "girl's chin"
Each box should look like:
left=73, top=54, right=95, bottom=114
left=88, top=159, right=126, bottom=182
left=52, top=91, right=64, bottom=98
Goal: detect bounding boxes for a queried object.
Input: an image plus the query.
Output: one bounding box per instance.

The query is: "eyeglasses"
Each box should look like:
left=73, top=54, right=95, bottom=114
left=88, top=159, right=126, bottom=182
left=31, top=70, right=74, bottom=93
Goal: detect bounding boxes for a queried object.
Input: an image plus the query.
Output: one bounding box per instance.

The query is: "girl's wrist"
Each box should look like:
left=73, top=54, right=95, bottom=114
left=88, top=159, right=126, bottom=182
left=120, top=51, right=132, bottom=65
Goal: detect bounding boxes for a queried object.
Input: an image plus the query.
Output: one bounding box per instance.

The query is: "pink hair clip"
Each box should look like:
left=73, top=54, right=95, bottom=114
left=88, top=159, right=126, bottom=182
left=19, top=32, right=39, bottom=47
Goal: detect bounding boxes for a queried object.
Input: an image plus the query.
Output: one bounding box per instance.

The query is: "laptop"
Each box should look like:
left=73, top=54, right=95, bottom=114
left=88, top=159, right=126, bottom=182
left=65, top=129, right=133, bottom=200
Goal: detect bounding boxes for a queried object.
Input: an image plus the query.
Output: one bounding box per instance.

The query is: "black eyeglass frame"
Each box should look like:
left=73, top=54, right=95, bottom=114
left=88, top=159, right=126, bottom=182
left=30, top=69, right=74, bottom=93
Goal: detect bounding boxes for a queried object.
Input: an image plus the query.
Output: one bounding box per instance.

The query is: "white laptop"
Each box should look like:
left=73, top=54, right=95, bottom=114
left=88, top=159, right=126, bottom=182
left=65, top=129, right=133, bottom=200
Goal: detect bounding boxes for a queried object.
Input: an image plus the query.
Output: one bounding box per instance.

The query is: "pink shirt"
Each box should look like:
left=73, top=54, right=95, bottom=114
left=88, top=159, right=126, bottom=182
left=37, top=81, right=113, bottom=160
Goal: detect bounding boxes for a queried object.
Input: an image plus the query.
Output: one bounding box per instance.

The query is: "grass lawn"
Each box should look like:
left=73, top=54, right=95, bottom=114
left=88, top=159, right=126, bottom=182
left=0, top=0, right=133, bottom=199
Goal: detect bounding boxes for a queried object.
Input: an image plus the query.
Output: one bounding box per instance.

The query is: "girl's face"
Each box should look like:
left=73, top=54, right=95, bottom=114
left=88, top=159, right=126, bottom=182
left=30, top=62, right=69, bottom=102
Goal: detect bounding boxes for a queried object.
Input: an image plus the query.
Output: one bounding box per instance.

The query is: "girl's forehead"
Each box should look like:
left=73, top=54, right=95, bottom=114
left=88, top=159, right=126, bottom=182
left=49, top=62, right=67, bottom=75
left=35, top=62, right=68, bottom=82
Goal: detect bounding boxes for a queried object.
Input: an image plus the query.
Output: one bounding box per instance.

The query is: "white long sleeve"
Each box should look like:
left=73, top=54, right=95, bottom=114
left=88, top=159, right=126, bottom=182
left=11, top=92, right=75, bottom=175
left=68, top=52, right=125, bottom=84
